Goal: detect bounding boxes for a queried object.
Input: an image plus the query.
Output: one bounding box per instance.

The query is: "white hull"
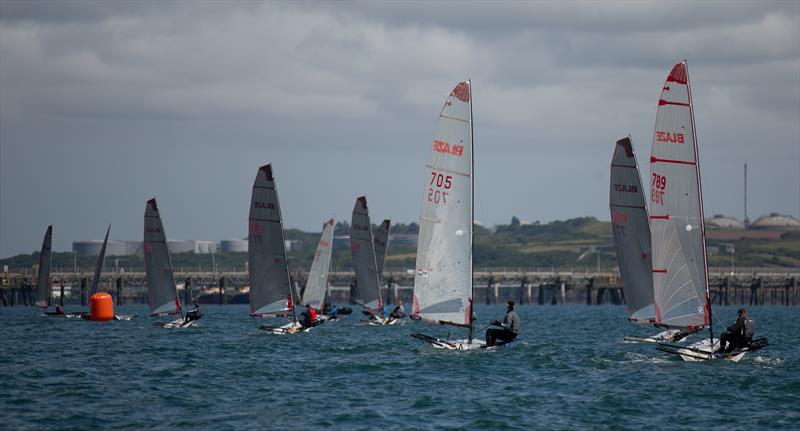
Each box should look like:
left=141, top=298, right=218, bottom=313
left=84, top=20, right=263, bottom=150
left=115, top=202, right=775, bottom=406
left=63, top=313, right=135, bottom=321
left=364, top=316, right=401, bottom=326
left=260, top=321, right=311, bottom=335
left=661, top=338, right=746, bottom=362
left=431, top=338, right=486, bottom=351
left=158, top=317, right=197, bottom=329
left=624, top=329, right=687, bottom=344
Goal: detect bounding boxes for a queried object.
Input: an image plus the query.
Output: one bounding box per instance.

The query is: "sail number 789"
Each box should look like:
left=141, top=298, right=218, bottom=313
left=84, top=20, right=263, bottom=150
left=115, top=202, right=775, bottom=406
left=428, top=172, right=452, bottom=205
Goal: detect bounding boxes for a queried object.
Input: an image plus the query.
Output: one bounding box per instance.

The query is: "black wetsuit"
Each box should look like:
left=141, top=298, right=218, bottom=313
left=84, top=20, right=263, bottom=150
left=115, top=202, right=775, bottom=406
left=486, top=310, right=520, bottom=346
left=718, top=316, right=754, bottom=353
left=300, top=309, right=312, bottom=328
left=389, top=305, right=405, bottom=319
left=184, top=308, right=201, bottom=323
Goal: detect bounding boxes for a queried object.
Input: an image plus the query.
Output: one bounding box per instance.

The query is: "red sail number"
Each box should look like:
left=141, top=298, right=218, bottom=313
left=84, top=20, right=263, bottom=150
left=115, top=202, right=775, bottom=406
left=430, top=172, right=453, bottom=189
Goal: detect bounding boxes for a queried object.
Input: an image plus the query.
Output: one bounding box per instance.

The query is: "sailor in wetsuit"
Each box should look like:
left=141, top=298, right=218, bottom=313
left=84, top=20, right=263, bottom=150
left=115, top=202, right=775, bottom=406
left=716, top=308, right=754, bottom=353
left=389, top=300, right=406, bottom=319
left=183, top=303, right=201, bottom=324
left=300, top=304, right=317, bottom=328
left=486, top=300, right=520, bottom=346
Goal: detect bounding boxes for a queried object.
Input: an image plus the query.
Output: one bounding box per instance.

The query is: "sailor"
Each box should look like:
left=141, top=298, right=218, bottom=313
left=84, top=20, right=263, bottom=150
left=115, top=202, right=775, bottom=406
left=389, top=300, right=406, bottom=319
left=716, top=308, right=754, bottom=353
left=53, top=305, right=65, bottom=315
left=300, top=304, right=313, bottom=328
left=309, top=306, right=318, bottom=323
left=329, top=304, right=338, bottom=319
left=184, top=303, right=201, bottom=324
left=486, top=300, right=520, bottom=346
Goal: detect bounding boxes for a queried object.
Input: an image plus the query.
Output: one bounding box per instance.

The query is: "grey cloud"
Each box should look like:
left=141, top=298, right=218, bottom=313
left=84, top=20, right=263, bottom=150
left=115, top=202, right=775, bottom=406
left=1, top=1, right=798, bottom=257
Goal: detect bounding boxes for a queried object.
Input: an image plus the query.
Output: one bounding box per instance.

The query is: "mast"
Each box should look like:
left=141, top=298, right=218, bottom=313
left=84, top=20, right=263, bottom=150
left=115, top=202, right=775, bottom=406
left=684, top=61, right=713, bottom=343
left=272, top=169, right=296, bottom=323
left=468, top=79, right=474, bottom=342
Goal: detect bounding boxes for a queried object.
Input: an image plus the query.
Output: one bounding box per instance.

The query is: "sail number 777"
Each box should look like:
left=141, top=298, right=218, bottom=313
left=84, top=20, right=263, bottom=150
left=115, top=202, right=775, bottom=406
left=428, top=172, right=452, bottom=205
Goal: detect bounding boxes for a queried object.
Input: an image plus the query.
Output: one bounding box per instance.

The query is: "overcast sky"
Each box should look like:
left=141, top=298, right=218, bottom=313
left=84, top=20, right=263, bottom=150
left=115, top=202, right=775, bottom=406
left=1, top=0, right=798, bottom=257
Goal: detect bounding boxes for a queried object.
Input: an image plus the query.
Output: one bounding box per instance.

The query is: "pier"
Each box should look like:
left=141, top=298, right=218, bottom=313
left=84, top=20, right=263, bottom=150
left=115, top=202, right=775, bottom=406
left=2, top=269, right=798, bottom=307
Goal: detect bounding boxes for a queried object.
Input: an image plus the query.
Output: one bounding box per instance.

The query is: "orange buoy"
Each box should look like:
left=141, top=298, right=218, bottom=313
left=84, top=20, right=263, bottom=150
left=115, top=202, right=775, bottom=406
left=89, top=292, right=114, bottom=321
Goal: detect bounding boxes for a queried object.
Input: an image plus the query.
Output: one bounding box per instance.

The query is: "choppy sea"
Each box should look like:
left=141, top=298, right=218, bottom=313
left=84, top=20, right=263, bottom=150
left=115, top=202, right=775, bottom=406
left=1, top=304, right=798, bottom=430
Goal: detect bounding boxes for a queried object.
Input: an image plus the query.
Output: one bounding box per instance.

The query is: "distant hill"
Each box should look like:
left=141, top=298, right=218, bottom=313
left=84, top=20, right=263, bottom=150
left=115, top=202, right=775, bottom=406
left=3, top=218, right=798, bottom=273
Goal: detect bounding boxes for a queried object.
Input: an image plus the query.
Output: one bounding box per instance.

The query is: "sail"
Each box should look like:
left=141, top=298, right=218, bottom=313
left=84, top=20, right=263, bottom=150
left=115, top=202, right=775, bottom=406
left=301, top=218, right=335, bottom=309
left=248, top=164, right=293, bottom=316
left=649, top=62, right=709, bottom=328
left=609, top=137, right=655, bottom=324
left=350, top=196, right=383, bottom=312
left=33, top=225, right=53, bottom=308
left=373, top=219, right=391, bottom=279
left=144, top=198, right=181, bottom=315
left=90, top=225, right=110, bottom=295
left=411, top=80, right=473, bottom=326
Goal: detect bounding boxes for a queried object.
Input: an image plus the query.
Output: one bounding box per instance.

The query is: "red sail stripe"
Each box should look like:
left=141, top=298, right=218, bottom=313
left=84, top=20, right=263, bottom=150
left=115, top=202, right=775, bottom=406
left=658, top=99, right=690, bottom=107
left=650, top=156, right=696, bottom=165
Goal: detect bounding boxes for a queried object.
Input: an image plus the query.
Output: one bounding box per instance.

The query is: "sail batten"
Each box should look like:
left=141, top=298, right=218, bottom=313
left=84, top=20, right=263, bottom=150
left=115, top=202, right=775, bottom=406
left=248, top=164, right=293, bottom=317
left=144, top=198, right=181, bottom=316
left=301, top=218, right=335, bottom=309
left=609, top=137, right=655, bottom=324
left=412, top=81, right=473, bottom=327
left=350, top=197, right=383, bottom=313
left=34, top=225, right=53, bottom=308
left=649, top=62, right=709, bottom=329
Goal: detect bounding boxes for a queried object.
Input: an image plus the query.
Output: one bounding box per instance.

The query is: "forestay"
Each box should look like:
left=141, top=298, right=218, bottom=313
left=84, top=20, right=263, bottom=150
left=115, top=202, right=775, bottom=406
left=302, top=218, right=335, bottom=309
left=90, top=225, right=111, bottom=295
left=373, top=219, right=391, bottom=279
left=248, top=164, right=293, bottom=317
left=350, top=196, right=383, bottom=313
left=34, top=225, right=53, bottom=308
left=144, top=198, right=181, bottom=316
left=412, top=81, right=473, bottom=326
left=649, top=62, right=709, bottom=329
left=610, top=137, right=655, bottom=324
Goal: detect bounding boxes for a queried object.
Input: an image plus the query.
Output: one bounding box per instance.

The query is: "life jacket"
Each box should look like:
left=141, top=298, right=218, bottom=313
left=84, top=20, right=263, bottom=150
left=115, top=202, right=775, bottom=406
left=310, top=308, right=318, bottom=321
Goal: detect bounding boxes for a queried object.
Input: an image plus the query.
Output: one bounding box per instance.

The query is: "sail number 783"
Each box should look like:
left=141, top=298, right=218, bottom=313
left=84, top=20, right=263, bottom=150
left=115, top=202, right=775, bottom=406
left=428, top=172, right=452, bottom=205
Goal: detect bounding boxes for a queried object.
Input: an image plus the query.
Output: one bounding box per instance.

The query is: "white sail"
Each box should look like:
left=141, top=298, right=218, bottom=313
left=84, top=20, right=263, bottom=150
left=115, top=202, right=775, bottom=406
left=350, top=196, right=383, bottom=313
left=144, top=198, right=181, bottom=316
left=412, top=81, right=473, bottom=326
left=248, top=164, right=293, bottom=317
left=302, top=218, right=335, bottom=309
left=34, top=225, right=53, bottom=308
left=649, top=62, right=709, bottom=329
left=609, top=137, right=655, bottom=324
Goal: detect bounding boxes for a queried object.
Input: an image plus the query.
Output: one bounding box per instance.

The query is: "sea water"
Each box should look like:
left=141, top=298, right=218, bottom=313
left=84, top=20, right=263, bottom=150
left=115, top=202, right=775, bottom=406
left=1, top=304, right=798, bottom=430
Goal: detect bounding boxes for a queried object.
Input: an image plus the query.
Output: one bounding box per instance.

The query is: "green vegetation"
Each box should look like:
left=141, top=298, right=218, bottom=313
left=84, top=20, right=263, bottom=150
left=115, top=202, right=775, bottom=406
left=3, top=218, right=798, bottom=273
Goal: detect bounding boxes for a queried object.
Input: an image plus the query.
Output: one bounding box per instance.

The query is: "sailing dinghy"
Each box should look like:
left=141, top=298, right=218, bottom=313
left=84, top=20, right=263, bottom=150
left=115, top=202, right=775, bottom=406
left=300, top=218, right=336, bottom=319
left=408, top=80, right=492, bottom=350
left=34, top=226, right=54, bottom=312
left=610, top=137, right=686, bottom=344
left=249, top=164, right=315, bottom=335
left=647, top=62, right=766, bottom=361
left=350, top=197, right=400, bottom=325
left=65, top=225, right=134, bottom=321
left=144, top=198, right=199, bottom=328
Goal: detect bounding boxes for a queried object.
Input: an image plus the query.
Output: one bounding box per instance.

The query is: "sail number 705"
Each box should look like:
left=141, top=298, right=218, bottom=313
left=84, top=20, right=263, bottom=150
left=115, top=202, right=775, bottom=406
left=428, top=172, right=452, bottom=205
